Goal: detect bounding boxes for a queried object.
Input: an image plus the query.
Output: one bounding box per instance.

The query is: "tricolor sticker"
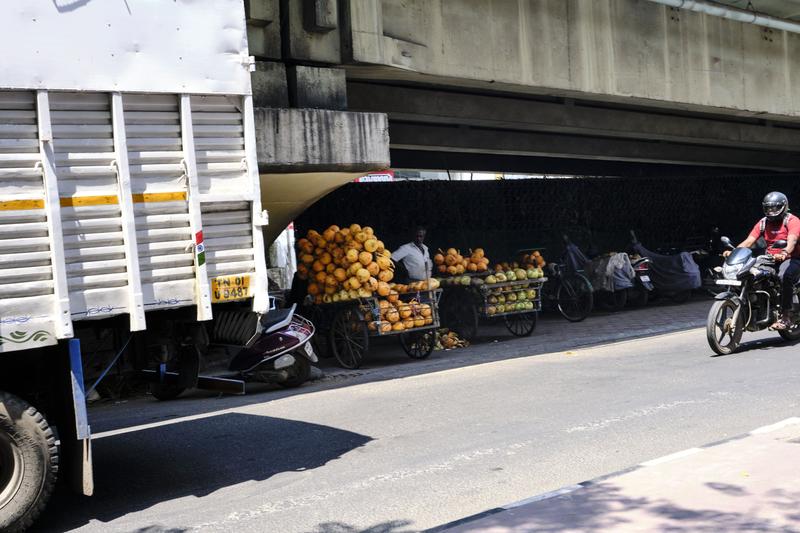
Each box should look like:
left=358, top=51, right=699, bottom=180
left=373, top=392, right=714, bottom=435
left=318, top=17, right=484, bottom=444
left=196, top=231, right=205, bottom=266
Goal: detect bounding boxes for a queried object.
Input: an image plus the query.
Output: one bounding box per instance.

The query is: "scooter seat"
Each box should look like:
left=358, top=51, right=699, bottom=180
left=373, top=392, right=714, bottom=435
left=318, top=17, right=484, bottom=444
left=261, top=304, right=296, bottom=334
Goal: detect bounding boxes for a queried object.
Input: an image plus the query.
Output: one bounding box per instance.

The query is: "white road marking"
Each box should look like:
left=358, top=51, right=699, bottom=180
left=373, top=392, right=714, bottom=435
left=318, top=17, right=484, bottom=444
left=564, top=399, right=711, bottom=433
left=192, top=439, right=536, bottom=529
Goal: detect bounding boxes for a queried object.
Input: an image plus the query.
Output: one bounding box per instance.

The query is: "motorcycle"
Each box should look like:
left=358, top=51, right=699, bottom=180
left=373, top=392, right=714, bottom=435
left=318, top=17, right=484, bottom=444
left=146, top=302, right=318, bottom=400
left=706, top=237, right=800, bottom=355
left=628, top=255, right=654, bottom=307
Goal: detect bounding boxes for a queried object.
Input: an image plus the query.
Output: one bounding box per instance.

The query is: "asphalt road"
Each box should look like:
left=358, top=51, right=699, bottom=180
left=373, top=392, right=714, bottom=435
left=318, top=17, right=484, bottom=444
left=35, top=322, right=800, bottom=533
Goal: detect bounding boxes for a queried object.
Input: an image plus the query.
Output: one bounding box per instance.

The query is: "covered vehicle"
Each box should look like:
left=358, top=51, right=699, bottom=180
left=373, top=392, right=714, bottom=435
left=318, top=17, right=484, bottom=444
left=631, top=242, right=701, bottom=302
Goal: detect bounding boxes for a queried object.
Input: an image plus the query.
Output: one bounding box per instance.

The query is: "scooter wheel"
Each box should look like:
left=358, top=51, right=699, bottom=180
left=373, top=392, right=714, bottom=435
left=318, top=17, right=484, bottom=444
left=278, top=354, right=311, bottom=388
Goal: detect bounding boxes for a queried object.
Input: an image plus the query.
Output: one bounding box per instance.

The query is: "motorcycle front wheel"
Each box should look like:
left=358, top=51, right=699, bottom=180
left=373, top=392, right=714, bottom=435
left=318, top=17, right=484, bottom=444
left=779, top=326, right=800, bottom=342
left=706, top=299, right=744, bottom=355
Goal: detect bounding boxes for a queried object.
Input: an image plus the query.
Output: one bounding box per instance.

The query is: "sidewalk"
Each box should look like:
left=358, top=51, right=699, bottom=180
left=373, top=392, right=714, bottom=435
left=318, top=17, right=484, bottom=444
left=435, top=418, right=800, bottom=532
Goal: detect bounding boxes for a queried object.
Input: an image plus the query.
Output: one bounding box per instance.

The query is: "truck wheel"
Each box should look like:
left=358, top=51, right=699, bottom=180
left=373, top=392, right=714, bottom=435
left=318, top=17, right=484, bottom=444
left=0, top=392, right=58, bottom=533
left=149, top=383, right=186, bottom=401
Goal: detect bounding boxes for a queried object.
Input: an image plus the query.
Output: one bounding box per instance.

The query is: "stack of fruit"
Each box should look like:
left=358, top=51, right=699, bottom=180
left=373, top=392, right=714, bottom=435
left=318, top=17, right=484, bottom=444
left=521, top=250, right=547, bottom=269
left=485, top=288, right=538, bottom=315
left=484, top=266, right=544, bottom=284
left=434, top=248, right=490, bottom=276
left=296, top=224, right=395, bottom=304
left=369, top=297, right=435, bottom=333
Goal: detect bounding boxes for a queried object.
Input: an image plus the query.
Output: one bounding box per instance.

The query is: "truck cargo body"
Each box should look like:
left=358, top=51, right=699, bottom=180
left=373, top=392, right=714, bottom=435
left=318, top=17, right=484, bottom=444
left=0, top=2, right=267, bottom=530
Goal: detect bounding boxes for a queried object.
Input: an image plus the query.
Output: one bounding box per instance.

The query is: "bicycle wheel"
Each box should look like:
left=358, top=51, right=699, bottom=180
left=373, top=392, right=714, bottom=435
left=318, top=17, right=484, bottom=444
left=557, top=273, right=594, bottom=322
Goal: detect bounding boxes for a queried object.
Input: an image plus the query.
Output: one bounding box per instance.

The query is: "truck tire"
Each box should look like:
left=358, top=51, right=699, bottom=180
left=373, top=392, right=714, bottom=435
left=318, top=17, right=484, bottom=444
left=0, top=392, right=58, bottom=533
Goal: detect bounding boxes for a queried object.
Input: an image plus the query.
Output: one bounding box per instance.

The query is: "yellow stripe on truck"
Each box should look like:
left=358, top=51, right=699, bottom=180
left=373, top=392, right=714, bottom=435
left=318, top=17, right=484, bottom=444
left=1, top=192, right=187, bottom=211
left=132, top=191, right=187, bottom=203
left=0, top=199, right=46, bottom=211
left=60, top=195, right=119, bottom=207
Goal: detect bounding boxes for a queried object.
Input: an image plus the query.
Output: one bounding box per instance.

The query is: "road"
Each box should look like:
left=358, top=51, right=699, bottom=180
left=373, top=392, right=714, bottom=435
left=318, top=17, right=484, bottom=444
left=35, top=313, right=800, bottom=532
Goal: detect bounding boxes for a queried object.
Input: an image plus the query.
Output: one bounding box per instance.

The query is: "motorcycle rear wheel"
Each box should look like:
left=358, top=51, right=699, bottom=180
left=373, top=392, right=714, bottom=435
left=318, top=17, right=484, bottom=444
left=706, top=299, right=744, bottom=356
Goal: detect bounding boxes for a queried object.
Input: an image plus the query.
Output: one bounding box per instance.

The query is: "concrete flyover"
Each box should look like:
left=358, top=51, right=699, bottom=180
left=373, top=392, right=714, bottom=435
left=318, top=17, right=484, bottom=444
left=245, top=0, right=800, bottom=246
left=340, top=0, right=800, bottom=173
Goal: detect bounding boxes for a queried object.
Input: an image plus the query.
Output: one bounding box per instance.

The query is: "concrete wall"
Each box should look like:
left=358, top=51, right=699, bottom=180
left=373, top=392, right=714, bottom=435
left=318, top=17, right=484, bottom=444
left=344, top=0, right=800, bottom=120
left=255, top=108, right=390, bottom=242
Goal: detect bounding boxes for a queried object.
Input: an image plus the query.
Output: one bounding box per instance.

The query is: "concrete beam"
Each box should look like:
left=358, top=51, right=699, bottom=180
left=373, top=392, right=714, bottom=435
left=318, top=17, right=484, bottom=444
left=388, top=122, right=800, bottom=171
left=348, top=82, right=800, bottom=153
left=390, top=149, right=759, bottom=177
left=254, top=107, right=390, bottom=173
left=342, top=0, right=800, bottom=121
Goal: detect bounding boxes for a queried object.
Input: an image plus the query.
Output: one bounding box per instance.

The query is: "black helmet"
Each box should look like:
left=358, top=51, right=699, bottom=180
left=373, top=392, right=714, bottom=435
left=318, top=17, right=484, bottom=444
left=762, top=191, right=788, bottom=221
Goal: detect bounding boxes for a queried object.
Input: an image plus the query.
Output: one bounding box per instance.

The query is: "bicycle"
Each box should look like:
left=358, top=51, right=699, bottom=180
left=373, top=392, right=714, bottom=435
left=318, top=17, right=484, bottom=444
left=542, top=262, right=594, bottom=322
left=517, top=242, right=594, bottom=322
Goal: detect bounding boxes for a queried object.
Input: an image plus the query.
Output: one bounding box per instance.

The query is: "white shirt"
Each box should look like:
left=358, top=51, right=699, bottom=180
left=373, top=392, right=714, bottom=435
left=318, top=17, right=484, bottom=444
left=392, top=242, right=432, bottom=281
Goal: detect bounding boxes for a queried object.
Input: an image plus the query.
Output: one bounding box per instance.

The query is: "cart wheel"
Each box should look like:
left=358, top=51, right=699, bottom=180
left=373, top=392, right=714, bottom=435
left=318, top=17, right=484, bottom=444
left=441, top=291, right=479, bottom=341
left=400, top=330, right=436, bottom=359
left=308, top=305, right=331, bottom=359
left=328, top=306, right=369, bottom=369
left=504, top=312, right=537, bottom=337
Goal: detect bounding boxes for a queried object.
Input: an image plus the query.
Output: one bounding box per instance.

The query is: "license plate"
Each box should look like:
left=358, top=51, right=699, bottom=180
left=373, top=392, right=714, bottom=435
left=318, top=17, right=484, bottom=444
left=304, top=342, right=314, bottom=356
left=639, top=275, right=650, bottom=282
left=716, top=279, right=741, bottom=286
left=211, top=274, right=251, bottom=302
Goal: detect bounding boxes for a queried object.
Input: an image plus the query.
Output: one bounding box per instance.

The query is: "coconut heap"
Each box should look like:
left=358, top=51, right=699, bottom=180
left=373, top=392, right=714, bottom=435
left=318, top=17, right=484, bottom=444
left=297, top=224, right=394, bottom=305
left=433, top=248, right=490, bottom=276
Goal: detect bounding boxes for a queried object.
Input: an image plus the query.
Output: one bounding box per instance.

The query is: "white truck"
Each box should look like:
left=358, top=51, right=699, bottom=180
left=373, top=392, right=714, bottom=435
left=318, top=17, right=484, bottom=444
left=0, top=2, right=268, bottom=530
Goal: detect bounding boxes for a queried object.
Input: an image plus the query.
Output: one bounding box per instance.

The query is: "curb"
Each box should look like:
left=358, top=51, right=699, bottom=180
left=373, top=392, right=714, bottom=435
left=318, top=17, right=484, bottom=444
left=426, top=417, right=800, bottom=532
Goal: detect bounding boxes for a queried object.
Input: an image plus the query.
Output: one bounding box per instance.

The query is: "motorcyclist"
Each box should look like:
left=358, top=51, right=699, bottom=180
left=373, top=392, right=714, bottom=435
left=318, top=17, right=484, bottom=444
left=723, top=192, right=800, bottom=330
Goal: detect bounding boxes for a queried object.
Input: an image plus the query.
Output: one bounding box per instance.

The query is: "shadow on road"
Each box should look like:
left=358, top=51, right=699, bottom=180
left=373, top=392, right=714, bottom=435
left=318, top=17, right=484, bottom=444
left=433, top=481, right=800, bottom=532
left=33, top=413, right=372, bottom=532
left=711, top=335, right=800, bottom=358
left=87, top=299, right=716, bottom=435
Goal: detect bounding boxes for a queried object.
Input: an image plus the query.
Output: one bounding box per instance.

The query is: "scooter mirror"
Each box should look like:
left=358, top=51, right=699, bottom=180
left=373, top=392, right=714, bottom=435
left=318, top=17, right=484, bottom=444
left=773, top=239, right=788, bottom=249
left=720, top=236, right=732, bottom=247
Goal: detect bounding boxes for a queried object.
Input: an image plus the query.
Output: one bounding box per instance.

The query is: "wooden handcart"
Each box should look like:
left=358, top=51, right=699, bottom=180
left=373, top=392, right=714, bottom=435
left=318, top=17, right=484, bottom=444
left=440, top=277, right=547, bottom=341
left=308, top=289, right=443, bottom=369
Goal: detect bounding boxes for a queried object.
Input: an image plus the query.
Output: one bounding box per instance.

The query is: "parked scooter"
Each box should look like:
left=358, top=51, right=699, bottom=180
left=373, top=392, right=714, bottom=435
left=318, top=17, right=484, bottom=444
left=629, top=230, right=701, bottom=303
left=146, top=302, right=318, bottom=400
left=628, top=255, right=654, bottom=307
left=707, top=237, right=800, bottom=355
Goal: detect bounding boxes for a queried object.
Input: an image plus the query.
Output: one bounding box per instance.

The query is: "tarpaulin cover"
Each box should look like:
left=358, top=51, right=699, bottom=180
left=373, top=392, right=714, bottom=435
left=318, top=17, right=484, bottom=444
left=632, top=243, right=701, bottom=292
left=563, top=243, right=590, bottom=274
left=588, top=253, right=635, bottom=292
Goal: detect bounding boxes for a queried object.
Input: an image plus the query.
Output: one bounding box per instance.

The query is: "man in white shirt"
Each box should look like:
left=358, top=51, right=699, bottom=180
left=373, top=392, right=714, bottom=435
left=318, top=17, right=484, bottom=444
left=391, top=226, right=432, bottom=281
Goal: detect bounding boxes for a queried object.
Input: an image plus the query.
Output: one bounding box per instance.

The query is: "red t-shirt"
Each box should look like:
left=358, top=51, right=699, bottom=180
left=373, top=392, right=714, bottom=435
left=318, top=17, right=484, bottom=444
left=748, top=214, right=800, bottom=258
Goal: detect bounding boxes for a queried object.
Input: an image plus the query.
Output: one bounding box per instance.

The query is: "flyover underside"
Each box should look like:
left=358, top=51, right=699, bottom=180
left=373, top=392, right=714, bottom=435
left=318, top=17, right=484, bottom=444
left=348, top=81, right=800, bottom=175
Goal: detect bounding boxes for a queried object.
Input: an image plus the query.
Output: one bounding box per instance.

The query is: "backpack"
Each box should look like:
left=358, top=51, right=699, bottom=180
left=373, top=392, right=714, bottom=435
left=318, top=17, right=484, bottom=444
left=759, top=213, right=792, bottom=238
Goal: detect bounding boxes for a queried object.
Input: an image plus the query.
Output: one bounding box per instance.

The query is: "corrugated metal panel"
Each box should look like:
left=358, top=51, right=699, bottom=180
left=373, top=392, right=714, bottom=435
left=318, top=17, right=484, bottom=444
left=0, top=91, right=53, bottom=299
left=123, top=94, right=194, bottom=302
left=191, top=96, right=250, bottom=196
left=0, top=88, right=266, bottom=352
left=202, top=201, right=256, bottom=278
left=192, top=95, right=258, bottom=301
left=51, top=93, right=128, bottom=297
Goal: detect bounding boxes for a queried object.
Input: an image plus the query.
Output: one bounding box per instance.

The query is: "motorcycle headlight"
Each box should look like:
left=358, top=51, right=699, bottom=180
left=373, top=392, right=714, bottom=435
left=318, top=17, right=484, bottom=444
left=722, top=263, right=740, bottom=280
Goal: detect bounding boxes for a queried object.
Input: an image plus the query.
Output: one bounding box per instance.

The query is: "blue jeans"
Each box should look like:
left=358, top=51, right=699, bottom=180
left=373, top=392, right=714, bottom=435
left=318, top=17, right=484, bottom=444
left=779, top=258, right=800, bottom=315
